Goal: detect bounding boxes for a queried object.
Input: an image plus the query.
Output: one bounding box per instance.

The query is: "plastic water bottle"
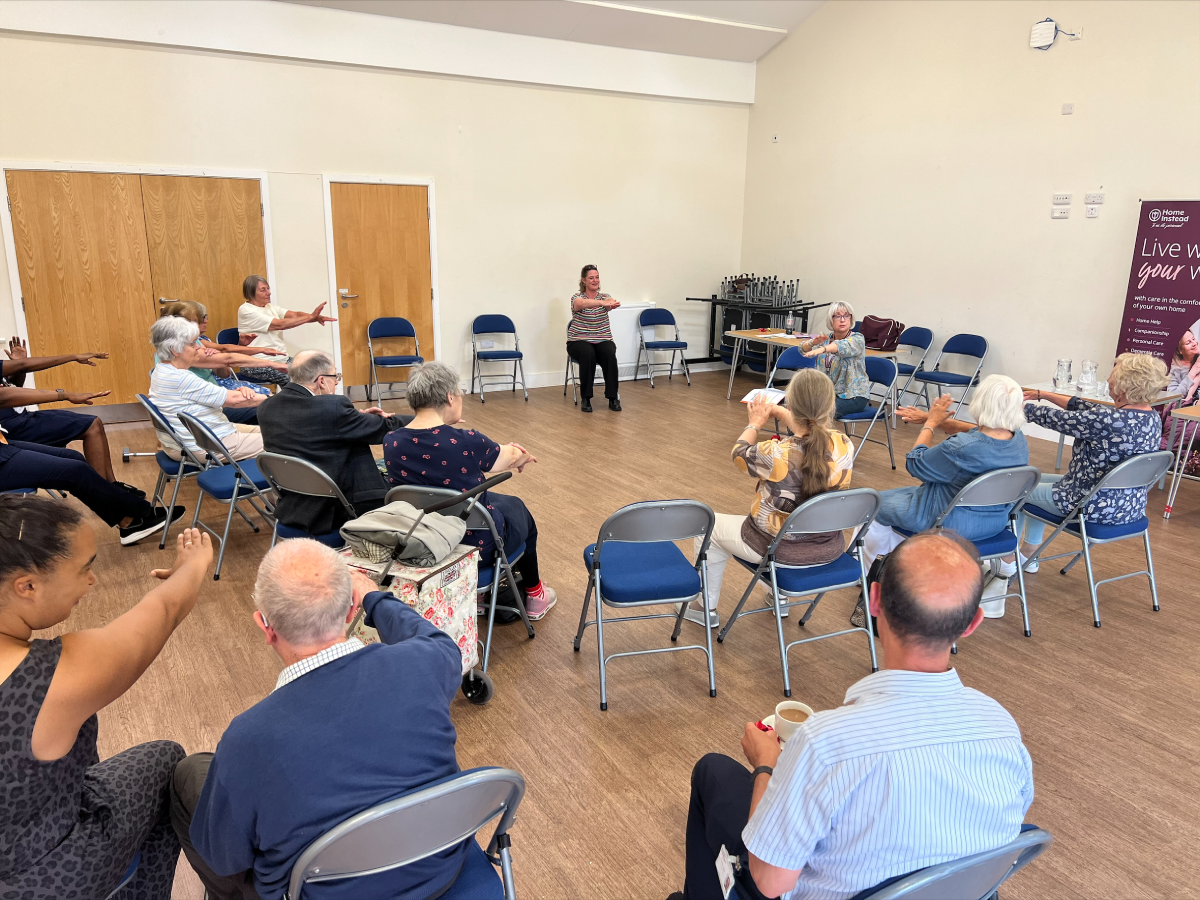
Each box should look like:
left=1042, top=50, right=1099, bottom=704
left=785, top=309, right=795, bottom=336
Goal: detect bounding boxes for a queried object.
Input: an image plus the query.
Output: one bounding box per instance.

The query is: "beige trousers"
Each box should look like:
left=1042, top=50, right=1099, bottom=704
left=162, top=424, right=263, bottom=462
left=693, top=513, right=762, bottom=611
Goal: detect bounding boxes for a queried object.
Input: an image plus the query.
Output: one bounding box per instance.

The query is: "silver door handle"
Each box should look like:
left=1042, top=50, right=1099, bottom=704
left=339, top=289, right=358, bottom=298
left=157, top=297, right=179, bottom=304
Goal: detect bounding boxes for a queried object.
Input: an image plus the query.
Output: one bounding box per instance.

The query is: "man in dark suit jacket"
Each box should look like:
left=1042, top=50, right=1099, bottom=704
left=257, top=350, right=412, bottom=535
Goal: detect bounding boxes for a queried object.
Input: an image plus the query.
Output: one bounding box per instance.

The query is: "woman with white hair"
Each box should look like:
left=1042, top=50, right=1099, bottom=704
left=148, top=317, right=266, bottom=461
left=862, top=374, right=1030, bottom=565
left=798, top=301, right=870, bottom=416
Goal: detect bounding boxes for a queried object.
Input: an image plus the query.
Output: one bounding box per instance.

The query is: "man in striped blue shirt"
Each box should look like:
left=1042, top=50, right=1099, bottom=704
left=674, top=531, right=1034, bottom=900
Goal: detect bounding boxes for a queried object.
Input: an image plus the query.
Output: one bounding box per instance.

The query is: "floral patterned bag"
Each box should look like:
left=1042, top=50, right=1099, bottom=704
left=345, top=545, right=480, bottom=675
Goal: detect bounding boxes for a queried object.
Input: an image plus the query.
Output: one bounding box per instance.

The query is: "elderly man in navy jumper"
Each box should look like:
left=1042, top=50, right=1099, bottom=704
left=169, top=539, right=465, bottom=900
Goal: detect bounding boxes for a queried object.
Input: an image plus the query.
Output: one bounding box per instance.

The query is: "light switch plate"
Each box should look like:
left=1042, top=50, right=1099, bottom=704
left=1052, top=208, right=1070, bottom=219
left=1085, top=192, right=1105, bottom=204
left=1062, top=103, right=1075, bottom=115
left=1053, top=193, right=1072, bottom=205
left=1086, top=205, right=1099, bottom=218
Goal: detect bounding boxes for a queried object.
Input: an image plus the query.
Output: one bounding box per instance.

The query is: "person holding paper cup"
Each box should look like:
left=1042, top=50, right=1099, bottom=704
left=680, top=369, right=853, bottom=629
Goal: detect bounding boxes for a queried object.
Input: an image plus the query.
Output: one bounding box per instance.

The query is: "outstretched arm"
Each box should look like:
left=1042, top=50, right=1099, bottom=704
left=0, top=386, right=110, bottom=409
left=4, top=336, right=108, bottom=379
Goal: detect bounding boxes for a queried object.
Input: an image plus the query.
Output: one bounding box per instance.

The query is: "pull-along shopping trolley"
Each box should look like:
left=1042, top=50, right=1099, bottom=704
left=344, top=472, right=513, bottom=704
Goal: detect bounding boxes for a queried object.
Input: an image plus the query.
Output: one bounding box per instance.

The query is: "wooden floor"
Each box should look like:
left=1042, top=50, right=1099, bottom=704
left=41, top=371, right=1196, bottom=899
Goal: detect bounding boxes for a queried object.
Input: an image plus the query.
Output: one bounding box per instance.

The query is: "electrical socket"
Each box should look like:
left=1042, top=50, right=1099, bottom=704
left=1086, top=205, right=1099, bottom=218
left=1062, top=102, right=1075, bottom=115
left=1070, top=27, right=1083, bottom=41
left=771, top=134, right=779, bottom=144
left=1052, top=208, right=1070, bottom=219
left=1085, top=192, right=1104, bottom=204
left=1053, top=193, right=1072, bottom=205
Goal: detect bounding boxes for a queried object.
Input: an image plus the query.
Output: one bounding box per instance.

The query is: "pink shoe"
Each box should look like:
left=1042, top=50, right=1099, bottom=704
left=524, top=585, right=557, bottom=620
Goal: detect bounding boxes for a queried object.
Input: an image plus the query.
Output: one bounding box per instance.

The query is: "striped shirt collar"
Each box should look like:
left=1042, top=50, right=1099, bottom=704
left=273, top=638, right=365, bottom=692
left=844, top=667, right=964, bottom=704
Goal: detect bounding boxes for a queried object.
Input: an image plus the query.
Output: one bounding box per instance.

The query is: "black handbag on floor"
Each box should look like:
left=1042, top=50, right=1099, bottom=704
left=849, top=553, right=886, bottom=637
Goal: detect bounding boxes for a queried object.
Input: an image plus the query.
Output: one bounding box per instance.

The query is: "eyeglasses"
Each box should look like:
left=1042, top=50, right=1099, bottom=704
left=831, top=312, right=853, bottom=320
left=320, top=372, right=343, bottom=383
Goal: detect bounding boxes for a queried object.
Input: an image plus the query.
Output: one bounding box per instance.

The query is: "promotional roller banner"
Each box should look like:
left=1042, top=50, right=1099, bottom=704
left=1116, top=200, right=1200, bottom=366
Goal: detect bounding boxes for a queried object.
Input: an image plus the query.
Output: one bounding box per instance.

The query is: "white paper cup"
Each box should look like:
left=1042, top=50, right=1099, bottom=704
left=773, top=701, right=814, bottom=742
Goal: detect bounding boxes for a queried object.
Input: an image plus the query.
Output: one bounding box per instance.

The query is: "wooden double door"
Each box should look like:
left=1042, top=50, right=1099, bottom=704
left=4, top=170, right=267, bottom=404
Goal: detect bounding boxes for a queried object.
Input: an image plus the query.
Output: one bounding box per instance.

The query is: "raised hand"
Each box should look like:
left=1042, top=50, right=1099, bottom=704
left=66, top=390, right=111, bottom=405
left=6, top=336, right=28, bottom=361
left=150, top=528, right=213, bottom=580
left=896, top=405, right=928, bottom=424
left=309, top=302, right=337, bottom=326
left=747, top=393, right=775, bottom=429
left=925, top=394, right=954, bottom=429
left=74, top=352, right=109, bottom=366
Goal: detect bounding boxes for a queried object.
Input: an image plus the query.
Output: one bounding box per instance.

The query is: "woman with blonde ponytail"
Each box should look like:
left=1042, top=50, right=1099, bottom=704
left=682, top=369, right=854, bottom=629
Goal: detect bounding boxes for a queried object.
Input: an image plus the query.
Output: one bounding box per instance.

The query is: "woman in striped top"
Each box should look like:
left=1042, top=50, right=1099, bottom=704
left=567, top=265, right=622, bottom=413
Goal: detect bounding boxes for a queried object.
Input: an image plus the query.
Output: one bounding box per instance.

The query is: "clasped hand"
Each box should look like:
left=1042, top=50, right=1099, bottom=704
left=746, top=394, right=784, bottom=429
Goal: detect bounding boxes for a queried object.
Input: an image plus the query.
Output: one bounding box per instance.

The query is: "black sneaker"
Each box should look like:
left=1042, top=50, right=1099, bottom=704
left=119, top=506, right=185, bottom=546
left=115, top=481, right=147, bottom=498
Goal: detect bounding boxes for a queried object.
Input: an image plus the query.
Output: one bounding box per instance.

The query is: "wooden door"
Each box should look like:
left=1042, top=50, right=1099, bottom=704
left=5, top=170, right=157, bottom=404
left=329, top=183, right=433, bottom=388
left=141, top=175, right=267, bottom=333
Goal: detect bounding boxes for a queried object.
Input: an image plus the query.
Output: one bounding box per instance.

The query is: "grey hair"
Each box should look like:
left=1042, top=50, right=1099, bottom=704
left=289, top=350, right=335, bottom=385
left=151, top=316, right=200, bottom=362
left=254, top=539, right=353, bottom=645
left=968, top=374, right=1026, bottom=433
left=406, top=362, right=462, bottom=411
left=826, top=301, right=855, bottom=331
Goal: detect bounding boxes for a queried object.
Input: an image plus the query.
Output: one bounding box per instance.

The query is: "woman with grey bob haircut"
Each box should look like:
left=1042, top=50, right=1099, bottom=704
left=861, top=373, right=1031, bottom=569
left=383, top=363, right=558, bottom=621
left=148, top=316, right=266, bottom=462
left=797, top=300, right=870, bottom=417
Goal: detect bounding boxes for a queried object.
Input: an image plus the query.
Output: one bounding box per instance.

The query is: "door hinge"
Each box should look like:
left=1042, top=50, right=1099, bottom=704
left=21, top=296, right=25, bottom=311
left=427, top=207, right=430, bottom=220
left=6, top=197, right=10, bottom=212
left=260, top=202, right=264, bottom=217
left=431, top=287, right=434, bottom=300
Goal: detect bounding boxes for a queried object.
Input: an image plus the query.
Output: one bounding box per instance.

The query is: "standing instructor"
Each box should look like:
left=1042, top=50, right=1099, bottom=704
left=566, top=265, right=622, bottom=413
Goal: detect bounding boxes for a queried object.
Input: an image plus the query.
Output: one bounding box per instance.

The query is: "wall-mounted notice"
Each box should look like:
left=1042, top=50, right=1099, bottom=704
left=1116, top=201, right=1200, bottom=366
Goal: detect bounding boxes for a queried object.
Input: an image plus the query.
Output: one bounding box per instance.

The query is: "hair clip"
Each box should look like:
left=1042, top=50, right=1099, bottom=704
left=17, top=517, right=24, bottom=541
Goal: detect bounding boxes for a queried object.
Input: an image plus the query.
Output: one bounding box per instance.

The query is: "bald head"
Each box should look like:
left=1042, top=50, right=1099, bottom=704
left=289, top=350, right=335, bottom=386
left=254, top=539, right=352, bottom=645
left=878, top=531, right=984, bottom=649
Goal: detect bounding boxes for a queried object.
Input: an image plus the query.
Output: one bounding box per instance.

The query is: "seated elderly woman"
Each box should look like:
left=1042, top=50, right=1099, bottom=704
left=1006, top=352, right=1167, bottom=573
left=160, top=301, right=286, bottom=425
left=682, top=369, right=854, bottom=629
left=797, top=300, right=869, bottom=417
left=0, top=493, right=211, bottom=898
left=863, top=374, right=1030, bottom=567
left=383, top=362, right=557, bottom=620
left=148, top=316, right=266, bottom=461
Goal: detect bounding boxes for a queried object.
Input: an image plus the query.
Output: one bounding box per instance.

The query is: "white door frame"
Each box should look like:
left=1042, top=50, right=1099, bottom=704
left=0, top=160, right=277, bottom=390
left=320, top=174, right=441, bottom=395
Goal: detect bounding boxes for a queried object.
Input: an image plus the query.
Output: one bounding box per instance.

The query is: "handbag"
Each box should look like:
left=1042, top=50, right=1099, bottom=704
left=849, top=553, right=886, bottom=636
left=860, top=315, right=906, bottom=351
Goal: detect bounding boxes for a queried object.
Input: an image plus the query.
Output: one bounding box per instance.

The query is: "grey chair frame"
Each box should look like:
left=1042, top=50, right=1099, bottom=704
left=470, top=319, right=529, bottom=402
left=1021, top=451, right=1174, bottom=627
left=286, top=767, right=525, bottom=900
left=890, top=330, right=935, bottom=427
left=367, top=319, right=423, bottom=403
left=912, top=336, right=989, bottom=417
left=573, top=500, right=717, bottom=711
left=633, top=311, right=691, bottom=387
left=838, top=359, right=898, bottom=469
left=136, top=394, right=207, bottom=549
left=177, top=413, right=275, bottom=580
left=563, top=354, right=620, bottom=406
left=863, top=826, right=1053, bottom=899
left=256, top=453, right=357, bottom=547
left=921, top=466, right=1041, bottom=638
left=718, top=488, right=882, bottom=697
left=384, top=485, right=535, bottom=671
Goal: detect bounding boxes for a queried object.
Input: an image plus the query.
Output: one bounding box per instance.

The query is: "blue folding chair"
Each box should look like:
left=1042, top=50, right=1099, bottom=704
left=215, top=327, right=276, bottom=386
left=470, top=315, right=528, bottom=402
left=574, top=500, right=717, bottom=710
left=912, top=333, right=988, bottom=417
left=633, top=308, right=691, bottom=387
left=287, top=767, right=525, bottom=900
left=1021, top=451, right=1174, bottom=627
left=368, top=317, right=424, bottom=402
left=176, top=413, right=275, bottom=580
left=890, top=326, right=934, bottom=425
left=257, top=453, right=353, bottom=549
left=718, top=488, right=881, bottom=697
left=765, top=345, right=816, bottom=388
left=563, top=354, right=621, bottom=406
left=893, top=466, right=1040, bottom=638
left=838, top=357, right=897, bottom=469
left=216, top=327, right=239, bottom=346
left=136, top=394, right=205, bottom=549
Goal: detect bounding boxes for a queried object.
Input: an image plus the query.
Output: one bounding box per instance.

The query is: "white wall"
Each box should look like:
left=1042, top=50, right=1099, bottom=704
left=740, top=0, right=1200, bottom=385
left=0, top=33, right=749, bottom=387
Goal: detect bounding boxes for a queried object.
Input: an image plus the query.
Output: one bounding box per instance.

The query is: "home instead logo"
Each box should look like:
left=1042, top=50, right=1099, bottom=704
left=1149, top=208, right=1189, bottom=228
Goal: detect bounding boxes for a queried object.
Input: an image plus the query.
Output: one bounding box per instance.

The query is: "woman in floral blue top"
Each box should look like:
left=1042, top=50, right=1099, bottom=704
left=1012, top=353, right=1167, bottom=570
left=798, top=301, right=869, bottom=416
left=383, top=362, right=557, bottom=620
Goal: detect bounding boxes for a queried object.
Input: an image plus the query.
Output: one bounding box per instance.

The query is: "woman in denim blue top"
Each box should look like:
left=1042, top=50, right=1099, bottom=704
left=1005, top=353, right=1166, bottom=572
left=862, top=375, right=1029, bottom=565
left=798, top=301, right=869, bottom=417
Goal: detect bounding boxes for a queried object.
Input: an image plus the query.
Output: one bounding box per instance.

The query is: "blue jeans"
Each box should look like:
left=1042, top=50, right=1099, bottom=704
left=835, top=395, right=869, bottom=417
left=1016, top=474, right=1066, bottom=545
